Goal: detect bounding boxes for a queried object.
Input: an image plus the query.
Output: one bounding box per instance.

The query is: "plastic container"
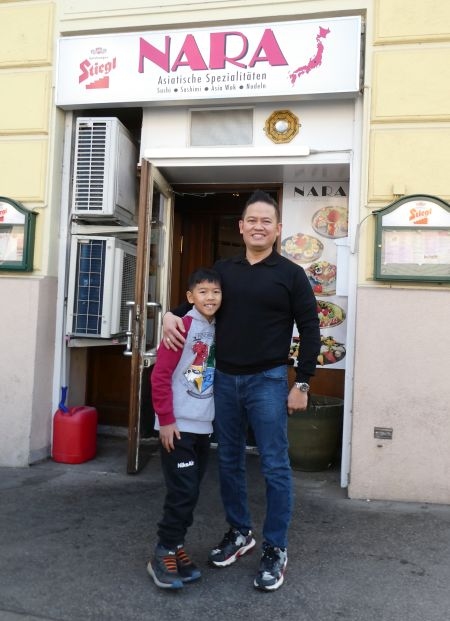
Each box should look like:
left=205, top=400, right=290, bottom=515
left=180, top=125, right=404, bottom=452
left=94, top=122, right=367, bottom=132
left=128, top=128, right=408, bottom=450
left=288, top=395, right=343, bottom=471
left=52, top=406, right=98, bottom=464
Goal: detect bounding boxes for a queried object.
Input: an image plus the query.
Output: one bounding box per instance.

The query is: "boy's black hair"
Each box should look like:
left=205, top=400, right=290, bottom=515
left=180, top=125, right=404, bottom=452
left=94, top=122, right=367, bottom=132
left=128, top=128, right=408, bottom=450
left=187, top=267, right=222, bottom=291
left=242, top=189, right=280, bottom=222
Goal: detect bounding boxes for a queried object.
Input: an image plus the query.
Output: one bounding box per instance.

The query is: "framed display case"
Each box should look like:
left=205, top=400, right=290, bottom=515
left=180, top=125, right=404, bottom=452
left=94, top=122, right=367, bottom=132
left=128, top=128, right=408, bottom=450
left=374, top=195, right=450, bottom=282
left=0, top=197, right=37, bottom=272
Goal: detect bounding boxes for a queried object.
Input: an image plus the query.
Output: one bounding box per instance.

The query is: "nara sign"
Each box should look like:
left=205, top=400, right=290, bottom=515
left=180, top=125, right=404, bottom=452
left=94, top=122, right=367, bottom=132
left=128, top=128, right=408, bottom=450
left=56, top=16, right=361, bottom=106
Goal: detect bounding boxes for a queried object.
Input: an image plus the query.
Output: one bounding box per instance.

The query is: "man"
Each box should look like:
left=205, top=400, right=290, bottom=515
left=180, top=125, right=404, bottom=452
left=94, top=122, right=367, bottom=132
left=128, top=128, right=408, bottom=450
left=163, top=189, right=320, bottom=591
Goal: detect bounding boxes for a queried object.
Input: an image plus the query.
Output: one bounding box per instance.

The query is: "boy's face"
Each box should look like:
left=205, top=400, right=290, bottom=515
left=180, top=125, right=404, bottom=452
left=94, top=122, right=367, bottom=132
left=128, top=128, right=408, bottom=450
left=186, top=280, right=222, bottom=320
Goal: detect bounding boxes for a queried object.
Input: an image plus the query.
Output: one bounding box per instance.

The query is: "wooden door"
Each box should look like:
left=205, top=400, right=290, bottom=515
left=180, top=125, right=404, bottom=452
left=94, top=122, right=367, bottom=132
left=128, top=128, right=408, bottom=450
left=127, top=162, right=174, bottom=473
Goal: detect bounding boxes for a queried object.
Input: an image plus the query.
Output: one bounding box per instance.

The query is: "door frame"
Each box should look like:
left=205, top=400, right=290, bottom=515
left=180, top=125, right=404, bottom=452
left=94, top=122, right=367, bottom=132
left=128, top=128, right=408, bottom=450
left=135, top=153, right=359, bottom=486
left=127, top=160, right=174, bottom=473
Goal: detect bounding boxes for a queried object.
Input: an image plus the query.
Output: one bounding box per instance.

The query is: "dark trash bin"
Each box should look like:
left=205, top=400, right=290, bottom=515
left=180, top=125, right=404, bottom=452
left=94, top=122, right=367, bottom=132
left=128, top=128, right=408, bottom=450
left=288, top=394, right=344, bottom=472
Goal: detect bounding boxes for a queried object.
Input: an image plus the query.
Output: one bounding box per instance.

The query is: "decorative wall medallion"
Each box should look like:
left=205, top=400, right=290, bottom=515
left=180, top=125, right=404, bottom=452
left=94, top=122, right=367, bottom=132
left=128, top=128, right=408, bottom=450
left=264, top=110, right=300, bottom=143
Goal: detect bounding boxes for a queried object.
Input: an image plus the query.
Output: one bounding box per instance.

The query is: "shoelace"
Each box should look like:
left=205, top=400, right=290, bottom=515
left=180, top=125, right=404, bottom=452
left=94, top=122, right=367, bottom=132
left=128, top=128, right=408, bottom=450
left=261, top=546, right=279, bottom=570
left=161, top=555, right=178, bottom=573
left=176, top=548, right=193, bottom=567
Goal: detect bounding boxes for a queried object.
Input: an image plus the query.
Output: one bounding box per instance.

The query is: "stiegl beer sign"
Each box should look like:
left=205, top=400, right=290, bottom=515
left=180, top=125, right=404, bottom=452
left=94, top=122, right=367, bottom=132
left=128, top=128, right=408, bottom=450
left=56, top=17, right=361, bottom=107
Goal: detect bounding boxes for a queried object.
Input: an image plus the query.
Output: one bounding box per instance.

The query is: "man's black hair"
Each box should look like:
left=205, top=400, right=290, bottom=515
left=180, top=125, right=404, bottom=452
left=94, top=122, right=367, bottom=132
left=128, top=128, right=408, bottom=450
left=187, top=267, right=222, bottom=291
left=242, top=189, right=280, bottom=222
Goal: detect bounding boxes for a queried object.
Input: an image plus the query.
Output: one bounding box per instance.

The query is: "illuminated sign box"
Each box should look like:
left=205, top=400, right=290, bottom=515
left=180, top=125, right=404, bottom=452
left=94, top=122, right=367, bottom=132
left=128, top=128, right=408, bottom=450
left=374, top=195, right=450, bottom=283
left=55, top=16, right=361, bottom=107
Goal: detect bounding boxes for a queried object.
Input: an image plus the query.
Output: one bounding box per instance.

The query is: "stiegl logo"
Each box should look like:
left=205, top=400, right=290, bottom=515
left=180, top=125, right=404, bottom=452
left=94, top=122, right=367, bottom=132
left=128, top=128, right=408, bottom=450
left=79, top=47, right=117, bottom=90
left=409, top=206, right=432, bottom=225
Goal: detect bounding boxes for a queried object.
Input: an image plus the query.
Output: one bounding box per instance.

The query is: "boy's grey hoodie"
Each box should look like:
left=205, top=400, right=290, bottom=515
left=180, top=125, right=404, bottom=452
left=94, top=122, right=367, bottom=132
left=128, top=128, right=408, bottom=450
left=151, top=307, right=216, bottom=435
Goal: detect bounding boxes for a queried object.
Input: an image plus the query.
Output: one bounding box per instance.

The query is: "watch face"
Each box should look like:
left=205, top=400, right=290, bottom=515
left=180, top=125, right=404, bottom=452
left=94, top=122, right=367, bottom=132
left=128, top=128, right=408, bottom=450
left=296, top=382, right=309, bottom=392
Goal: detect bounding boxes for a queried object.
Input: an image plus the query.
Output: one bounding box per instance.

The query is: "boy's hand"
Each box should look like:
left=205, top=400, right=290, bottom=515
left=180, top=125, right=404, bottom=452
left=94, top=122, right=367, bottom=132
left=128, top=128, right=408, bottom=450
left=159, top=423, right=181, bottom=452
left=162, top=312, right=186, bottom=351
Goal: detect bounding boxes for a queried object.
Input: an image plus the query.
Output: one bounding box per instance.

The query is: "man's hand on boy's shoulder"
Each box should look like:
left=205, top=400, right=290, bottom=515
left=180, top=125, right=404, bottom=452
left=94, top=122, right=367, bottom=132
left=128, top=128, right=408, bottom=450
left=159, top=423, right=181, bottom=452
left=162, top=312, right=186, bottom=351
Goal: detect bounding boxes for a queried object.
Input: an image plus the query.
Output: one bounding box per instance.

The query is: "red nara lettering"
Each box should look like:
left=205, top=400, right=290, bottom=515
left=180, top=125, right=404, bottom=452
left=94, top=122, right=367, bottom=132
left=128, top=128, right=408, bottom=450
left=138, top=28, right=288, bottom=73
left=209, top=32, right=248, bottom=69
left=171, top=34, right=208, bottom=71
left=247, top=29, right=287, bottom=68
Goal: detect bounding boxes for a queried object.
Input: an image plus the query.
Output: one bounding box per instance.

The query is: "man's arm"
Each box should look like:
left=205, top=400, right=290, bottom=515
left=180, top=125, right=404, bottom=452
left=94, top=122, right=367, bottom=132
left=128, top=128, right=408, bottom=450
left=292, top=268, right=321, bottom=382
left=287, top=268, right=321, bottom=413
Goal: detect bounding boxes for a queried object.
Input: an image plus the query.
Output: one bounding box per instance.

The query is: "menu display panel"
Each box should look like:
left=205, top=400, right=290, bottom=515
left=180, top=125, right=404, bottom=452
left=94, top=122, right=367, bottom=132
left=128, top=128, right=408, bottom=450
left=375, top=195, right=450, bottom=282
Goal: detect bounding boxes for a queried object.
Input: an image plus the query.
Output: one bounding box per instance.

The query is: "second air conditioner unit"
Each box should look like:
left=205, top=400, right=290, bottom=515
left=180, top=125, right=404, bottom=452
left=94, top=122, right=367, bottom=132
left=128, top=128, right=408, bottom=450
left=71, top=117, right=138, bottom=225
left=66, top=235, right=137, bottom=339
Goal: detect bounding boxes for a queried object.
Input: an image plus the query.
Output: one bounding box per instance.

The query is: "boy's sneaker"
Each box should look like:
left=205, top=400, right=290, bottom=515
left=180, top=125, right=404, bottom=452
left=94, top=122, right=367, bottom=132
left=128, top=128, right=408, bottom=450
left=253, top=543, right=288, bottom=591
left=176, top=545, right=201, bottom=582
left=147, top=545, right=184, bottom=589
left=209, top=527, right=256, bottom=567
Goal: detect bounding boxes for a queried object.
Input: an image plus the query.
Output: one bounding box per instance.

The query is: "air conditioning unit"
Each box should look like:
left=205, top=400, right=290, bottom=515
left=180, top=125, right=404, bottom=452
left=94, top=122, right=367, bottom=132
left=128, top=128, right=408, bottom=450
left=66, top=236, right=137, bottom=339
left=72, top=117, right=138, bottom=225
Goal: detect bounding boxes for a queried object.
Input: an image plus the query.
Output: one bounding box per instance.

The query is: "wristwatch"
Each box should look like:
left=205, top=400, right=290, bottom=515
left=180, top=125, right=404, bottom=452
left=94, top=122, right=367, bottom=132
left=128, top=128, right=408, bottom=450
left=294, top=382, right=310, bottom=392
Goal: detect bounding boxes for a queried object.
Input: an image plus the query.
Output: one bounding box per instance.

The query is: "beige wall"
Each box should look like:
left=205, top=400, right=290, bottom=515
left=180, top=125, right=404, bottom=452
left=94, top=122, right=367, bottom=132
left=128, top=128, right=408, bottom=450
left=368, top=11, right=450, bottom=205
left=349, top=0, right=450, bottom=501
left=0, top=277, right=57, bottom=466
left=57, top=0, right=369, bottom=33
left=0, top=1, right=59, bottom=466
left=350, top=287, right=450, bottom=503
left=0, top=2, right=58, bottom=276
left=0, top=3, right=53, bottom=208
left=367, top=0, right=450, bottom=209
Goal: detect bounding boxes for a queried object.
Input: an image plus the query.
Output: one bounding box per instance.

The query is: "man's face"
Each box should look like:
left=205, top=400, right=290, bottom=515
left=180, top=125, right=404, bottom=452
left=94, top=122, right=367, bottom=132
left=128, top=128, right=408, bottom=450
left=239, top=201, right=281, bottom=253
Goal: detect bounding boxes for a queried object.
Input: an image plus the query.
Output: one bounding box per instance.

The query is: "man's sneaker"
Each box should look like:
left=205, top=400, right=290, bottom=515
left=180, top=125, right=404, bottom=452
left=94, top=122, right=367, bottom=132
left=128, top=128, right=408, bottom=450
left=175, top=545, right=201, bottom=582
left=147, top=545, right=184, bottom=589
left=209, top=527, right=256, bottom=567
left=253, top=543, right=288, bottom=591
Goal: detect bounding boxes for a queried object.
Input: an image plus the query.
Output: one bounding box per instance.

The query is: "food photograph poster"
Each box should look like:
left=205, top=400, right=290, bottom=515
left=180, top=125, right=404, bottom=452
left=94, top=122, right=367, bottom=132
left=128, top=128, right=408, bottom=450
left=281, top=182, right=349, bottom=370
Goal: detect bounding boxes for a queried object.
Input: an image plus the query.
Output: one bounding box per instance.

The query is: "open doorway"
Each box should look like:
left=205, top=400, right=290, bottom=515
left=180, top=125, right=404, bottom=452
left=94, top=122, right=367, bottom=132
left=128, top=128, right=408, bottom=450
left=170, top=188, right=278, bottom=307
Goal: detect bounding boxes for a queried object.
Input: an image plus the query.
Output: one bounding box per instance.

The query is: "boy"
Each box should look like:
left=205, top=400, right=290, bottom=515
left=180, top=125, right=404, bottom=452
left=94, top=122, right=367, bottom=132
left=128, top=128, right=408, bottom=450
left=147, top=268, right=222, bottom=590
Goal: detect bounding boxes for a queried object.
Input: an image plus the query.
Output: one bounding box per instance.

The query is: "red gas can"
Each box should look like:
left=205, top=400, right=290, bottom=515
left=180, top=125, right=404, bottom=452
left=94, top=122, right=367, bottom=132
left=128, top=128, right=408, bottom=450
left=52, top=406, right=98, bottom=464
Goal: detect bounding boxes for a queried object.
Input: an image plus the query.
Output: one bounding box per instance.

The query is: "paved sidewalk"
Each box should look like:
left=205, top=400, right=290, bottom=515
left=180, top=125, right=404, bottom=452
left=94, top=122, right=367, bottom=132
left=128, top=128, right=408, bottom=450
left=1, top=436, right=450, bottom=621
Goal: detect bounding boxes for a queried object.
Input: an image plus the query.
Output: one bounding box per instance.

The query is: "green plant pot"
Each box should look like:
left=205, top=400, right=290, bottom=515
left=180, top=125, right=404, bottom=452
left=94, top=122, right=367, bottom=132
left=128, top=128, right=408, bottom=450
left=288, top=395, right=344, bottom=472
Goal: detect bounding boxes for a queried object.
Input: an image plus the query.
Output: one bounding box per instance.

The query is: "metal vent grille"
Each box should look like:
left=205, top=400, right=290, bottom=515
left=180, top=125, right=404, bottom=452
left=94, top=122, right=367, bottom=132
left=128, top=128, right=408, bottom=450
left=67, top=236, right=137, bottom=338
left=73, top=121, right=108, bottom=212
left=71, top=238, right=106, bottom=335
left=119, top=252, right=137, bottom=331
left=190, top=108, right=253, bottom=146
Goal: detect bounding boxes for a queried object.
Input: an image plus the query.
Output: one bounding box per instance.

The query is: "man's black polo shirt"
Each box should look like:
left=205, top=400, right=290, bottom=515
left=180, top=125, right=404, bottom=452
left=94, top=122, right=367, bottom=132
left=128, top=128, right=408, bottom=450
left=211, top=250, right=320, bottom=382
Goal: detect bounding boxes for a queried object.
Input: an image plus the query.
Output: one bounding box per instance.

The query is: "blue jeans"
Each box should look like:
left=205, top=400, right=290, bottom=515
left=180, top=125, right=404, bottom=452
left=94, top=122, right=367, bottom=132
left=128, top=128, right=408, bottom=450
left=213, top=366, right=293, bottom=549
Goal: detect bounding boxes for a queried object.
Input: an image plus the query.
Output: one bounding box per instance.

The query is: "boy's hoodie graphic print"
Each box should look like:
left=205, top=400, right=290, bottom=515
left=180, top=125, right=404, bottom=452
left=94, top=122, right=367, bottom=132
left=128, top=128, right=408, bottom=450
left=184, top=339, right=216, bottom=397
